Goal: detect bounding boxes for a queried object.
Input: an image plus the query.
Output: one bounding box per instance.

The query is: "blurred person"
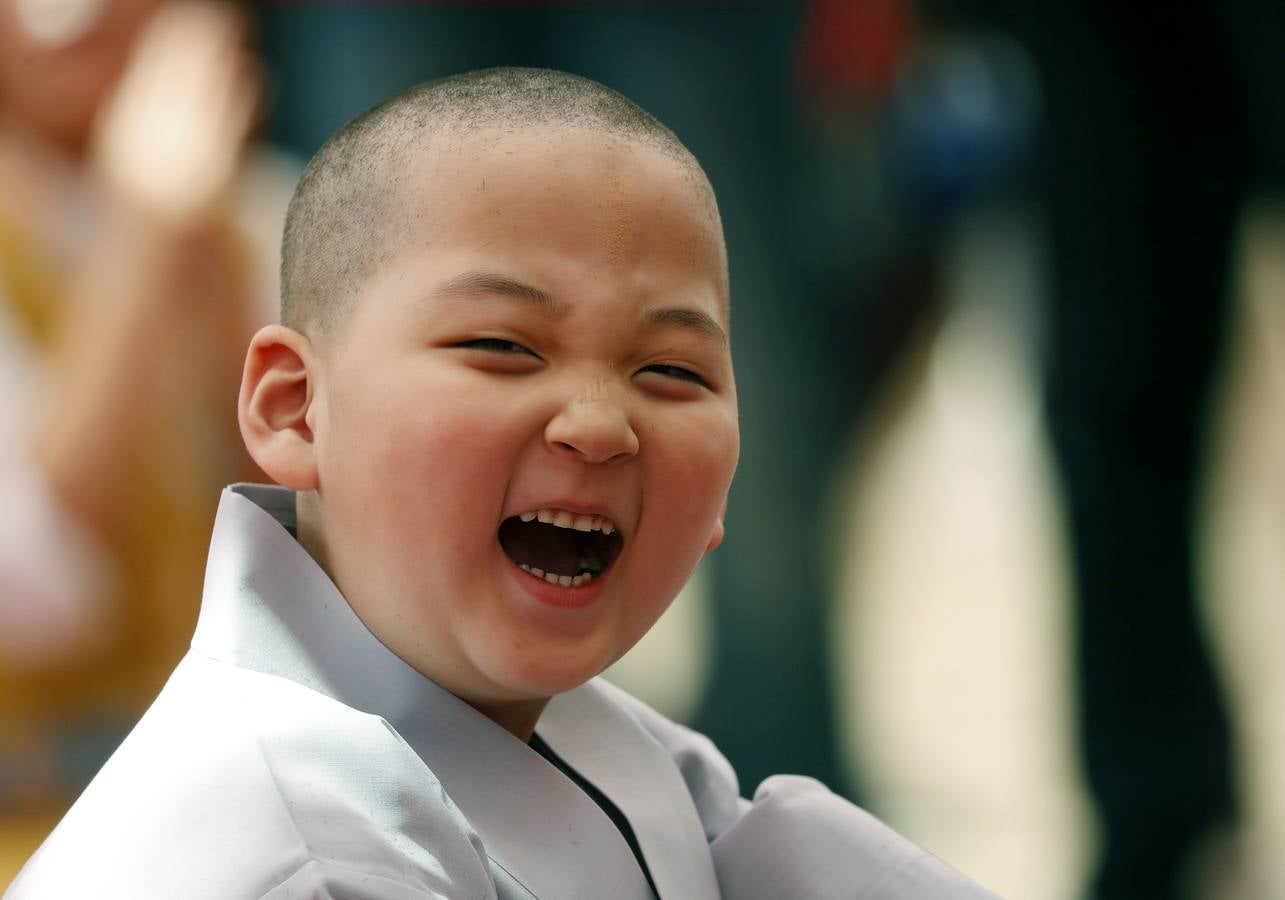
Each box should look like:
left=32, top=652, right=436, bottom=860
left=920, top=1, right=1285, bottom=895
left=0, top=0, right=286, bottom=881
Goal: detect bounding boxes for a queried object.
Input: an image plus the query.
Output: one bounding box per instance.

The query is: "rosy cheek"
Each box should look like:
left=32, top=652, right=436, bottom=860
left=660, top=420, right=736, bottom=496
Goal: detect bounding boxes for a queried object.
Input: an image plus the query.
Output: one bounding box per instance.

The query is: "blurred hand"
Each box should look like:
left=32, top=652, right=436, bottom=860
left=92, top=0, right=258, bottom=228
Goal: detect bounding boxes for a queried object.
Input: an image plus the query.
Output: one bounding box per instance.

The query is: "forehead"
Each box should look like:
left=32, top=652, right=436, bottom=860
left=376, top=125, right=728, bottom=321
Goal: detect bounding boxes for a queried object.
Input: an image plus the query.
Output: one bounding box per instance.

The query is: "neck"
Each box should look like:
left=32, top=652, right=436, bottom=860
left=469, top=696, right=550, bottom=742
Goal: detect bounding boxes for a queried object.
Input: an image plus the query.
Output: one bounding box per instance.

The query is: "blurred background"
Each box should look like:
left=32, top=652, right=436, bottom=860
left=2, top=2, right=1284, bottom=898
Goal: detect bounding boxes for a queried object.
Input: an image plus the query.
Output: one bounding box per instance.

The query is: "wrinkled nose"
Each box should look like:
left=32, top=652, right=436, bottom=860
left=545, top=389, right=639, bottom=465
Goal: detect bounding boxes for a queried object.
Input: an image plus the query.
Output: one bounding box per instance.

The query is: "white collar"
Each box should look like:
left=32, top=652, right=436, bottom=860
left=192, top=484, right=719, bottom=900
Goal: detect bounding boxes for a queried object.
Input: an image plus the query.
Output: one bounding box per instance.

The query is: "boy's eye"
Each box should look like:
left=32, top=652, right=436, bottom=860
left=640, top=364, right=708, bottom=387
left=457, top=338, right=537, bottom=356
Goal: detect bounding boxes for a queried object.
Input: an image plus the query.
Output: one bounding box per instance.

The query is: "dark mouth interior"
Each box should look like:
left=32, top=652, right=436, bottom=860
left=498, top=517, right=623, bottom=579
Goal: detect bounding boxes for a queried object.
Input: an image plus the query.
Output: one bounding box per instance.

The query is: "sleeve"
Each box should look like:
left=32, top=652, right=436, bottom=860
left=710, top=775, right=1005, bottom=900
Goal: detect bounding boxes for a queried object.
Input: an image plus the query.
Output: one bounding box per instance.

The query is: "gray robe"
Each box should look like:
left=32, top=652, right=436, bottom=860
left=7, top=485, right=1000, bottom=899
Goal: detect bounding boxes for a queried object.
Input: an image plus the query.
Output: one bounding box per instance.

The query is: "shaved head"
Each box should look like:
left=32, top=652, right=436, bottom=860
left=280, top=66, right=724, bottom=337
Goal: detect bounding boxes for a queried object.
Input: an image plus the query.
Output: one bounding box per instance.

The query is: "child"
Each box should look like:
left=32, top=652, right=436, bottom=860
left=7, top=68, right=998, bottom=899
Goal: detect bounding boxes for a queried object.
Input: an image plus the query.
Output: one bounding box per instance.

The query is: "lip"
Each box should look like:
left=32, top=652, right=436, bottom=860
left=505, top=552, right=612, bottom=610
left=498, top=495, right=627, bottom=611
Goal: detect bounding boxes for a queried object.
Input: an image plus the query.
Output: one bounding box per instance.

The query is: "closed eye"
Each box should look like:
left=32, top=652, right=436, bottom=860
left=640, top=364, right=708, bottom=387
left=456, top=338, right=538, bottom=357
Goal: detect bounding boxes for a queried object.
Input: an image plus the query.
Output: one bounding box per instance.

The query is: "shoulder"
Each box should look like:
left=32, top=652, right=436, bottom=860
left=579, top=681, right=1001, bottom=899
left=8, top=653, right=495, bottom=900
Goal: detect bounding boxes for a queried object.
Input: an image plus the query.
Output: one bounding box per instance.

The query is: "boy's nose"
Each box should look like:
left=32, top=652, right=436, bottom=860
left=544, top=391, right=639, bottom=465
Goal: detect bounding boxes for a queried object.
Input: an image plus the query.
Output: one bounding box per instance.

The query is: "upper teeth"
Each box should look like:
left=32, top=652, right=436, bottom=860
left=519, top=508, right=615, bottom=535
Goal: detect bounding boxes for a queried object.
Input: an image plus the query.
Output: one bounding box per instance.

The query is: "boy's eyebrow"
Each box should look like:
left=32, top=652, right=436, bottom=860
left=434, top=269, right=727, bottom=345
left=434, top=271, right=566, bottom=315
left=644, top=307, right=728, bottom=347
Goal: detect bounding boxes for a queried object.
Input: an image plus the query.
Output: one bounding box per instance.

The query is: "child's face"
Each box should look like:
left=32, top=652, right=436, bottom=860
left=307, top=127, right=737, bottom=721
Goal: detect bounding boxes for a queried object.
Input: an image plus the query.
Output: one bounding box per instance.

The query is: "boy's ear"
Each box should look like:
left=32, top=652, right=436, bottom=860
left=238, top=324, right=319, bottom=491
left=704, top=499, right=728, bottom=553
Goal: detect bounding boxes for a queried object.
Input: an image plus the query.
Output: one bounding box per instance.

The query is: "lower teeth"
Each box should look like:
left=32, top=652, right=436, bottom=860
left=518, top=563, right=594, bottom=587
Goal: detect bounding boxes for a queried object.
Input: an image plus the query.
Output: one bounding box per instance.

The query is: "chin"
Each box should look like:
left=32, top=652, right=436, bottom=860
left=487, top=650, right=609, bottom=700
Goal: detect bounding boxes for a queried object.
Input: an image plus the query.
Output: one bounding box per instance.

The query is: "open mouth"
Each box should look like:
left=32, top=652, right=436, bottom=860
left=498, top=508, right=624, bottom=588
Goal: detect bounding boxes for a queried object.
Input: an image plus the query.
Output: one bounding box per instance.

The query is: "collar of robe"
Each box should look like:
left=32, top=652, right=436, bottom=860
left=191, top=484, right=720, bottom=900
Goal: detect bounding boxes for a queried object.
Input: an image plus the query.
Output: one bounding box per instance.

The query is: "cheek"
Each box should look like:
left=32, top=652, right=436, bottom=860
left=650, top=411, right=738, bottom=525
left=629, top=409, right=738, bottom=604
left=323, top=371, right=530, bottom=572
